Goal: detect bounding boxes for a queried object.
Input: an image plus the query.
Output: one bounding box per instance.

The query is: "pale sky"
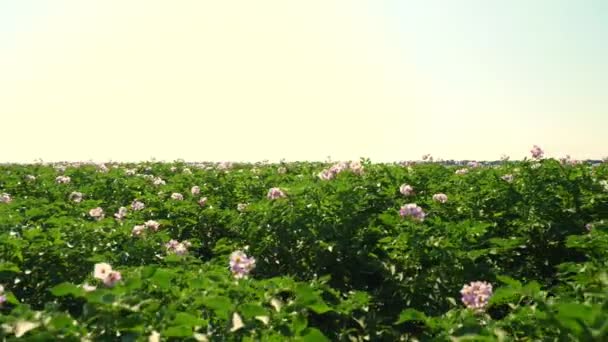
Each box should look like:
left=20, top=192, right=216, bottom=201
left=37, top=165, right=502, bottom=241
left=1, top=0, right=607, bottom=163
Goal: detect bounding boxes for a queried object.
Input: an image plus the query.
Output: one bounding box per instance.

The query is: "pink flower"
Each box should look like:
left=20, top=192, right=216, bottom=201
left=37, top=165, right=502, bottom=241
left=432, top=193, right=448, bottom=203
left=191, top=186, right=201, bottom=195
left=399, top=184, right=414, bottom=196
left=461, top=281, right=493, bottom=311
left=0, top=285, right=5, bottom=306
left=467, top=161, right=480, bottom=168
left=165, top=239, right=190, bottom=255
left=267, top=187, right=286, bottom=200
left=171, top=193, right=184, bottom=201
left=55, top=176, right=71, bottom=184
left=318, top=169, right=334, bottom=180
left=198, top=197, right=208, bottom=207
left=131, top=225, right=146, bottom=236
left=399, top=203, right=426, bottom=221
left=0, top=193, right=12, bottom=204
left=144, top=220, right=160, bottom=232
left=349, top=161, right=364, bottom=175
left=229, top=250, right=256, bottom=279
left=114, top=206, right=127, bottom=220
left=69, top=192, right=83, bottom=203
left=103, top=271, right=122, bottom=287
left=530, top=145, right=544, bottom=159
left=131, top=200, right=145, bottom=211
left=89, top=207, right=104, bottom=220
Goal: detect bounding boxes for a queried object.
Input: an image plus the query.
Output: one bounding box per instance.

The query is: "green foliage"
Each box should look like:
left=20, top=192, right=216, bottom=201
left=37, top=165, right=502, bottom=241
left=0, top=160, right=607, bottom=340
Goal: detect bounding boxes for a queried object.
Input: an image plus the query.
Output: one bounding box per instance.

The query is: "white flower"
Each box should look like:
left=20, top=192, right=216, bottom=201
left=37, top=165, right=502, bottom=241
left=149, top=331, right=161, bottom=342
left=0, top=193, right=12, bottom=204
left=230, top=312, right=244, bottom=332
left=89, top=207, right=104, bottom=220
left=93, top=263, right=113, bottom=280
left=171, top=193, right=184, bottom=201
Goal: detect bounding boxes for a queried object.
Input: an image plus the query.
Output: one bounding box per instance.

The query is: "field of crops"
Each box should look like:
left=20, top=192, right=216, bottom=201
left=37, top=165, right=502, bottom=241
left=1, top=150, right=607, bottom=341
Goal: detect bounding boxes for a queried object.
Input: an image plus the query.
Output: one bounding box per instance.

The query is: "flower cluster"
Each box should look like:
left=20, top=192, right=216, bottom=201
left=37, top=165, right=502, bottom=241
left=93, top=263, right=122, bottom=287
left=131, top=220, right=161, bottom=237
left=171, top=193, right=184, bottom=201
left=0, top=285, right=6, bottom=306
left=432, top=193, right=448, bottom=203
left=25, top=175, right=36, bottom=181
left=0, top=193, right=12, bottom=204
left=318, top=161, right=364, bottom=180
left=455, top=168, right=468, bottom=175
left=237, top=203, right=248, bottom=212
left=131, top=200, right=145, bottom=211
left=277, top=166, right=287, bottom=174
left=460, top=281, right=493, bottom=311
left=198, top=197, right=208, bottom=207
left=229, top=250, right=256, bottom=279
left=69, top=192, right=83, bottom=203
left=559, top=155, right=581, bottom=166
left=191, top=186, right=201, bottom=195
left=467, top=161, right=480, bottom=168
left=399, top=184, right=414, bottom=196
left=55, top=176, right=71, bottom=184
left=97, top=163, right=109, bottom=173
left=165, top=239, right=191, bottom=255
left=114, top=206, right=127, bottom=220
left=89, top=207, right=104, bottom=220
left=399, top=203, right=426, bottom=221
left=152, top=177, right=165, bottom=186
left=501, top=174, right=514, bottom=183
left=125, top=168, right=136, bottom=176
left=267, top=187, right=286, bottom=200
left=530, top=145, right=544, bottom=159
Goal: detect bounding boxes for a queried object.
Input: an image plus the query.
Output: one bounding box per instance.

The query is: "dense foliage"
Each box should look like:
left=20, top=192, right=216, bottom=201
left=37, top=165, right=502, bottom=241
left=0, top=155, right=607, bottom=341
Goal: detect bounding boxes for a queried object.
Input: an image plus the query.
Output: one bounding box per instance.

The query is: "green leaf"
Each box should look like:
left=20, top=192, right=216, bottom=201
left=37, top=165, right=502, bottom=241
left=201, top=296, right=233, bottom=320
left=489, top=287, right=520, bottom=305
left=495, top=275, right=522, bottom=288
left=149, top=268, right=175, bottom=289
left=299, top=328, right=330, bottom=342
left=395, top=308, right=428, bottom=325
left=172, top=312, right=205, bottom=327
left=239, top=303, right=268, bottom=319
left=295, top=285, right=332, bottom=314
left=0, top=262, right=21, bottom=273
left=124, top=278, right=143, bottom=291
left=163, top=325, right=193, bottom=338
left=292, top=314, right=308, bottom=334
left=50, top=282, right=84, bottom=297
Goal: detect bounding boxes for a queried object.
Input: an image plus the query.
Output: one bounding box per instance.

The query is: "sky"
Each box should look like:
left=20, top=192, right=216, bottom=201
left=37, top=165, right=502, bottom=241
left=1, top=0, right=607, bottom=163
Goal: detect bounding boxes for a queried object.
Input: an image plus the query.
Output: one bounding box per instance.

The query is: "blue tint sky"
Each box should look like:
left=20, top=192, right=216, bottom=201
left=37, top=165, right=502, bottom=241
left=1, top=1, right=606, bottom=162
